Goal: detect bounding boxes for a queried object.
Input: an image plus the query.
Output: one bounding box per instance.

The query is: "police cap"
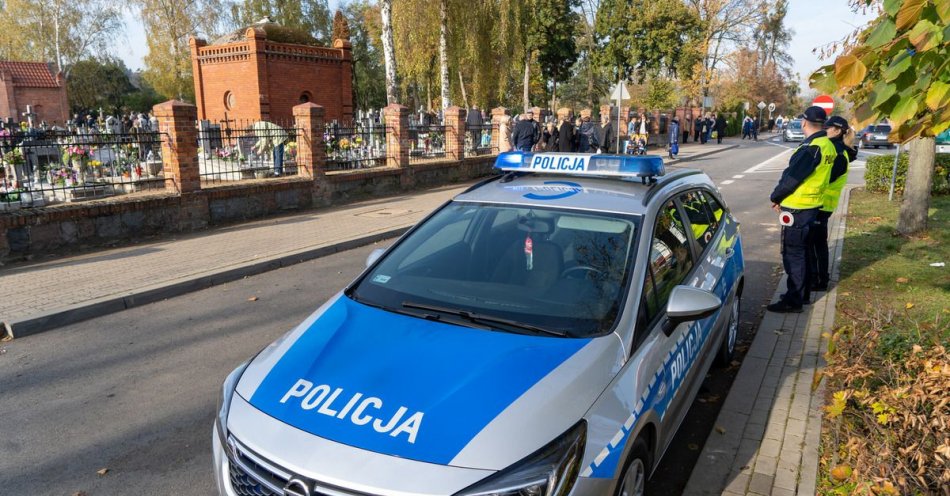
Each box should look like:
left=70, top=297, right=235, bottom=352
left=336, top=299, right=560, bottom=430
left=798, top=106, right=828, bottom=123
left=825, top=115, right=849, bottom=130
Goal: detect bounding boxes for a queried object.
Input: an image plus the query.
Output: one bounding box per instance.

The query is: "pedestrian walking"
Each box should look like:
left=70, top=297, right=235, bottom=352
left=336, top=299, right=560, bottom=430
left=704, top=114, right=714, bottom=143
left=682, top=112, right=692, bottom=144
left=808, top=115, right=857, bottom=292
left=598, top=113, right=615, bottom=153
left=511, top=109, right=539, bottom=152
left=752, top=117, right=760, bottom=141
left=577, top=114, right=598, bottom=153
left=498, top=115, right=513, bottom=152
left=693, top=115, right=703, bottom=143
left=715, top=113, right=727, bottom=144
left=541, top=122, right=558, bottom=151
left=558, top=112, right=575, bottom=152
left=668, top=118, right=680, bottom=159
left=767, top=106, right=836, bottom=313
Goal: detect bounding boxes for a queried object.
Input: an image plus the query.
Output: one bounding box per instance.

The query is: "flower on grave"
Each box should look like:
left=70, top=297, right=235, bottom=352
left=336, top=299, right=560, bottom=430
left=3, top=148, right=25, bottom=166
left=62, top=145, right=91, bottom=164
left=339, top=138, right=351, bottom=150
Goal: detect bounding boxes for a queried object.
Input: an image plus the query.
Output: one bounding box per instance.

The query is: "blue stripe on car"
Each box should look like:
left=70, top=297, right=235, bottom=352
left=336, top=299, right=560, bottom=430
left=247, top=296, right=590, bottom=465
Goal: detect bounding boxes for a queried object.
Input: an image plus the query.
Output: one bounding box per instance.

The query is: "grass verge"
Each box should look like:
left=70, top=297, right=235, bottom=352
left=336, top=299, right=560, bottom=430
left=818, top=189, right=950, bottom=495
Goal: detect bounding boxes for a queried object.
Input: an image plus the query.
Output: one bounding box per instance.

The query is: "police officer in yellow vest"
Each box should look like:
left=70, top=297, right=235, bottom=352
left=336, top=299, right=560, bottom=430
left=809, top=115, right=857, bottom=292
left=767, top=106, right=836, bottom=313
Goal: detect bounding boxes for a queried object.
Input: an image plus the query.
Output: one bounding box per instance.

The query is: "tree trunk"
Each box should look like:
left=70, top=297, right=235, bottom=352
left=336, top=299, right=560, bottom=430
left=380, top=0, right=399, bottom=105
left=439, top=0, right=450, bottom=110
left=458, top=70, right=469, bottom=109
left=551, top=79, right=556, bottom=113
left=897, top=137, right=936, bottom=235
left=523, top=50, right=530, bottom=112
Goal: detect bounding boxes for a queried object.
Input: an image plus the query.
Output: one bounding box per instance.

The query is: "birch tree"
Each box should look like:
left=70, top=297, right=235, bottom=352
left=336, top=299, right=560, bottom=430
left=380, top=0, right=399, bottom=105
left=0, top=0, right=121, bottom=77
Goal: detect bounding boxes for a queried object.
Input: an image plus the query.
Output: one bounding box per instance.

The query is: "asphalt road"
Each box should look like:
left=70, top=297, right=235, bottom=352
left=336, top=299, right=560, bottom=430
left=0, top=136, right=866, bottom=495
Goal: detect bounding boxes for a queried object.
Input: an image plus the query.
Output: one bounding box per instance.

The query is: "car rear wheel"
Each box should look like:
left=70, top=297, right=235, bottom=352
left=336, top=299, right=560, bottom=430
left=617, top=438, right=651, bottom=496
left=716, top=292, right=741, bottom=366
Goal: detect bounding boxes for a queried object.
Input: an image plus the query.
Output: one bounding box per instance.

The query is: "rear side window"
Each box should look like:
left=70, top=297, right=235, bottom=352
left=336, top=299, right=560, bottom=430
left=678, top=190, right=721, bottom=250
left=642, top=199, right=694, bottom=323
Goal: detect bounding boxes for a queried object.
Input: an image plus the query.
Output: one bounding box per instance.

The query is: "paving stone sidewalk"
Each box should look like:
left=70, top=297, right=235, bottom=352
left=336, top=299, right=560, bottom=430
left=683, top=187, right=853, bottom=495
left=0, top=142, right=739, bottom=338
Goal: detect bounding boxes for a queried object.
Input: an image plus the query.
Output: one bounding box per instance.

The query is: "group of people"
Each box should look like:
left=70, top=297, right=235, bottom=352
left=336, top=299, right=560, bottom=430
left=741, top=115, right=760, bottom=140
left=679, top=113, right=728, bottom=146
left=504, top=110, right=618, bottom=154
left=502, top=109, right=730, bottom=156
left=768, top=105, right=857, bottom=313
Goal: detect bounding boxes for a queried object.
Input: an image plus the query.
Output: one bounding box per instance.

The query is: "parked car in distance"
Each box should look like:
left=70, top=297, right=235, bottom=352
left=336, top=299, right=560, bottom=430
left=783, top=119, right=804, bottom=142
left=857, top=124, right=894, bottom=149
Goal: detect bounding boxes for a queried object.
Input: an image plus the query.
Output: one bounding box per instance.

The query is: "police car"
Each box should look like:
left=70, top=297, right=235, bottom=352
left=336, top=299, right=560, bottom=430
left=214, top=152, right=744, bottom=496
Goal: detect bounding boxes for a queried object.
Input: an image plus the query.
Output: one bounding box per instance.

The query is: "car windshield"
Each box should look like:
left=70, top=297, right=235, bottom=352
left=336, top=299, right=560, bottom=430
left=349, top=202, right=639, bottom=338
left=789, top=121, right=802, bottom=131
left=871, top=125, right=892, bottom=133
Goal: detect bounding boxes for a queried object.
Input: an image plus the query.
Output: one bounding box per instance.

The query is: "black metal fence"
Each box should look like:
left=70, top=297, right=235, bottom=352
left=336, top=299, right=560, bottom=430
left=464, top=122, right=496, bottom=157
left=197, top=120, right=299, bottom=184
left=1, top=130, right=164, bottom=209
left=324, top=123, right=389, bottom=171
left=408, top=123, right=446, bottom=163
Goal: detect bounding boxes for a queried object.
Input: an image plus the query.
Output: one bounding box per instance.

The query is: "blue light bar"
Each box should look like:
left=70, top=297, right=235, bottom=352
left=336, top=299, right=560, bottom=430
left=493, top=152, right=665, bottom=179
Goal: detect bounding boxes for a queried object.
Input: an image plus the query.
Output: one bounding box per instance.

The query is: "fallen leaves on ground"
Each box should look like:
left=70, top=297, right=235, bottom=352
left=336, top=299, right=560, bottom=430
left=895, top=277, right=909, bottom=284
left=247, top=296, right=259, bottom=302
left=96, top=468, right=109, bottom=477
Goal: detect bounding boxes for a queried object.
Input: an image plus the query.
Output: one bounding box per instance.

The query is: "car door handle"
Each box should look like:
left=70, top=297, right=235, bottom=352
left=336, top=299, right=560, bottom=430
left=725, top=248, right=735, bottom=259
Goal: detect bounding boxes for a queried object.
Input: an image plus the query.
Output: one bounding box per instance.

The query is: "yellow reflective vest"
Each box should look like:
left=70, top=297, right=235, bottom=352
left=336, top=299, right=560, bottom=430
left=780, top=137, right=837, bottom=210
left=821, top=150, right=850, bottom=213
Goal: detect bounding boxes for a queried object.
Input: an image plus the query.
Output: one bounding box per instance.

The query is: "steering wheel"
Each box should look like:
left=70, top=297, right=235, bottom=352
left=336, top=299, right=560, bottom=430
left=560, top=265, right=604, bottom=279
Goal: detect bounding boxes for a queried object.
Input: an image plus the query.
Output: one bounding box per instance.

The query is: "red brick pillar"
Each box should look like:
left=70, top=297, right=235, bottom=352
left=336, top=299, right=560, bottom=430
left=491, top=107, right=510, bottom=153
left=384, top=104, right=409, bottom=169
left=293, top=103, right=326, bottom=179
left=154, top=100, right=201, bottom=194
left=444, top=106, right=465, bottom=161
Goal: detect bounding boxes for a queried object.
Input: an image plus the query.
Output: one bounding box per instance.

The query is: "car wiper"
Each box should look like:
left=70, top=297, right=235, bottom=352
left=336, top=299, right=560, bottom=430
left=402, top=301, right=567, bottom=337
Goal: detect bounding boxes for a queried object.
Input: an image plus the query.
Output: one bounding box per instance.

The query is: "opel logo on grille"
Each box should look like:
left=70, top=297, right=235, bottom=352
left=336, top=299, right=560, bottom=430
left=283, top=478, right=312, bottom=496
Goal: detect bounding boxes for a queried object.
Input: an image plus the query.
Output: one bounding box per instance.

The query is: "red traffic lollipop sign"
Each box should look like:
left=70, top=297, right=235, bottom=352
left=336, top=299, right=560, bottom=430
left=813, top=95, right=834, bottom=114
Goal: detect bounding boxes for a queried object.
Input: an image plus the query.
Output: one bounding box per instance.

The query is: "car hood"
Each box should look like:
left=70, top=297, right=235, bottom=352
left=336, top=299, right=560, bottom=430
left=236, top=295, right=621, bottom=469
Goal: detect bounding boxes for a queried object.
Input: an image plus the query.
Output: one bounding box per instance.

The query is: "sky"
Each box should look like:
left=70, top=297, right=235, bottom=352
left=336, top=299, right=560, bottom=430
left=111, top=0, right=875, bottom=92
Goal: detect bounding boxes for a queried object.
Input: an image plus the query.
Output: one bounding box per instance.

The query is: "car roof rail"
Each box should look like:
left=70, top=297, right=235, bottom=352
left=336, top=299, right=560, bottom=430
left=641, top=169, right=703, bottom=206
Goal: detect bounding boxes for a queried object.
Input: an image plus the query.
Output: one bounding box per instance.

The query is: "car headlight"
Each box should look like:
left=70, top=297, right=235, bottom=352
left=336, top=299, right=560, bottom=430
left=215, top=360, right=251, bottom=454
left=454, top=420, right=586, bottom=496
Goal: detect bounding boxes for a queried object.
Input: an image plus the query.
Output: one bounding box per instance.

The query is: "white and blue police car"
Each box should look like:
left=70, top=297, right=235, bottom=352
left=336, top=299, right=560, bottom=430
left=213, top=152, right=744, bottom=496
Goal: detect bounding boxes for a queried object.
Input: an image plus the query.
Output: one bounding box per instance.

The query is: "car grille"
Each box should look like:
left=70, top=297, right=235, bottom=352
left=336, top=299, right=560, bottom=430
left=227, top=435, right=374, bottom=496
left=229, top=461, right=278, bottom=496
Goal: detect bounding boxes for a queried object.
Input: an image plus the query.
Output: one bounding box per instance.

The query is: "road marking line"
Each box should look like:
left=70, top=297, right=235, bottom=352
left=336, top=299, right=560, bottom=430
left=721, top=180, right=734, bottom=185
left=744, top=148, right=794, bottom=173
left=733, top=174, right=745, bottom=179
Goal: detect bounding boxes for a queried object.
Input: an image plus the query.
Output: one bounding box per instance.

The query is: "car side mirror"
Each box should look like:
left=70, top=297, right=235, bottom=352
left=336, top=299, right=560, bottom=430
left=365, top=247, right=387, bottom=268
left=662, top=286, right=722, bottom=336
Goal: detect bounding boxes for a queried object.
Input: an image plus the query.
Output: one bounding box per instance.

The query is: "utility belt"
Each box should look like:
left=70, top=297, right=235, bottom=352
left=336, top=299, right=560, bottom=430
left=779, top=206, right=819, bottom=227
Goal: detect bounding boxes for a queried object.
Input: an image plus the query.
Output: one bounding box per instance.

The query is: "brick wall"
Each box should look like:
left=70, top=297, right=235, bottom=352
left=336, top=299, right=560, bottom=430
left=0, top=85, right=69, bottom=125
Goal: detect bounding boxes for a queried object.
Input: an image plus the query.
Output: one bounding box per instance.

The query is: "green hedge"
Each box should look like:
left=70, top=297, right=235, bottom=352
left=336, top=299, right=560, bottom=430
left=864, top=153, right=950, bottom=195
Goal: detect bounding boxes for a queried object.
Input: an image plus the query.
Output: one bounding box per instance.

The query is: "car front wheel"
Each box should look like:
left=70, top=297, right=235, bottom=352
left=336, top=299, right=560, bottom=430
left=617, top=438, right=651, bottom=496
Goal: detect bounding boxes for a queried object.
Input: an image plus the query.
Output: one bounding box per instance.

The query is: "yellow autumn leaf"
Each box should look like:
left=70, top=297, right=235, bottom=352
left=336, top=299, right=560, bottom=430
left=906, top=302, right=915, bottom=309
left=834, top=55, right=867, bottom=88
left=896, top=0, right=927, bottom=31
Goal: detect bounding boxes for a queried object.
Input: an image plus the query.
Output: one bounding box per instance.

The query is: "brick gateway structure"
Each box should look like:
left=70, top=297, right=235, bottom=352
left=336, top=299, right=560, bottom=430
left=190, top=21, right=354, bottom=124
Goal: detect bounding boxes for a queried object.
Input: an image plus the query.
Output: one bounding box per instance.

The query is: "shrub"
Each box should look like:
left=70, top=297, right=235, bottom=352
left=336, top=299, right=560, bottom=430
left=864, top=152, right=950, bottom=195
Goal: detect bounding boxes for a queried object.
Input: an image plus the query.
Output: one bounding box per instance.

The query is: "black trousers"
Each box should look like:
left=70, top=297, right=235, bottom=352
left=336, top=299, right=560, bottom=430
left=717, top=132, right=723, bottom=144
left=781, top=208, right=819, bottom=307
left=808, top=210, right=832, bottom=287
left=683, top=130, right=690, bottom=143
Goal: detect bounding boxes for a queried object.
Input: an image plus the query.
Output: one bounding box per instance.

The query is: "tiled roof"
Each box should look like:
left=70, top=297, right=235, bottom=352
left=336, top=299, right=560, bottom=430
left=0, top=61, right=60, bottom=88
